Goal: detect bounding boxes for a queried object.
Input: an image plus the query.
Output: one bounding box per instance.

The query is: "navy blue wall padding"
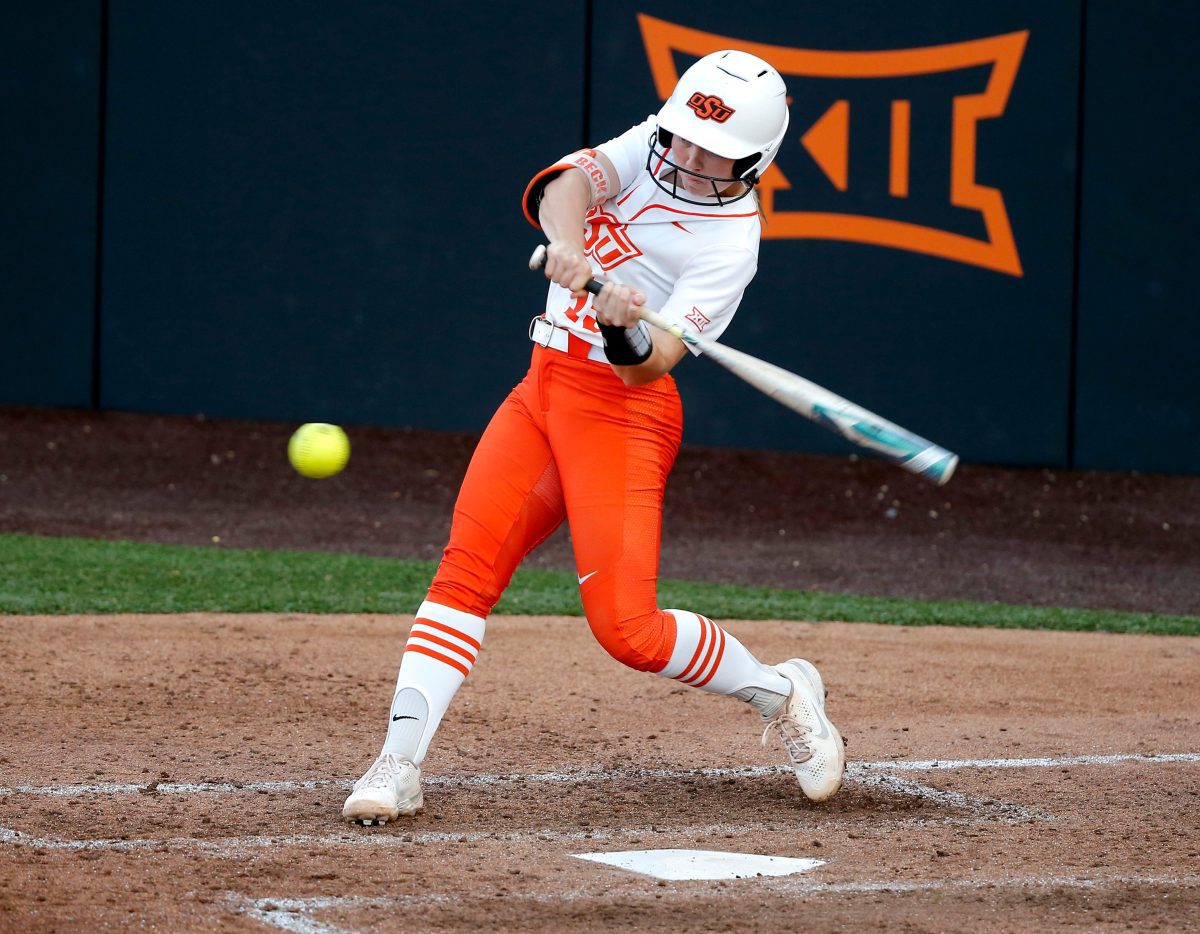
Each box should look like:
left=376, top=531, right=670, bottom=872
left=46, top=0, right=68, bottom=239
left=5, top=2, right=1200, bottom=474
left=1073, top=2, right=1200, bottom=473
left=1, top=4, right=101, bottom=407
left=99, top=4, right=586, bottom=429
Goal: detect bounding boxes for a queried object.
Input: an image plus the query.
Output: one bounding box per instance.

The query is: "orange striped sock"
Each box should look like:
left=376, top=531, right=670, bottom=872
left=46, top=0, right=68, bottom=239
left=380, top=600, right=486, bottom=764
left=656, top=609, right=790, bottom=704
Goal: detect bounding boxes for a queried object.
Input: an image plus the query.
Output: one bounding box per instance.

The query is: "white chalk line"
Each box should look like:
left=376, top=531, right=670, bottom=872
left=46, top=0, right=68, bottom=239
left=0, top=751, right=1191, bottom=856
left=0, top=816, right=969, bottom=858
left=246, top=906, right=358, bottom=934
left=243, top=906, right=343, bottom=934
left=770, top=872, right=1200, bottom=896
left=855, top=751, right=1200, bottom=772
left=2, top=751, right=1195, bottom=798
left=237, top=872, right=1200, bottom=934
left=0, top=778, right=339, bottom=798
left=852, top=772, right=1046, bottom=823
left=234, top=894, right=453, bottom=934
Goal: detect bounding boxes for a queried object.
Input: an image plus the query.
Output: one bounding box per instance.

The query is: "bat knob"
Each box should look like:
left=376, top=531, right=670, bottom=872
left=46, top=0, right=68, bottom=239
left=528, top=244, right=548, bottom=271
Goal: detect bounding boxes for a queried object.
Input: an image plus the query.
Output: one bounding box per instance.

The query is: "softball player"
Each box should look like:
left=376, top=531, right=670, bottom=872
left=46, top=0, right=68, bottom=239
left=344, top=50, right=845, bottom=824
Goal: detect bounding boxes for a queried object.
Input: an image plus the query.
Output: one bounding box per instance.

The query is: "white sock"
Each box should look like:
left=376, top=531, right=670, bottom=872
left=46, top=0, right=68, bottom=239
left=380, top=601, right=485, bottom=765
left=656, top=609, right=790, bottom=716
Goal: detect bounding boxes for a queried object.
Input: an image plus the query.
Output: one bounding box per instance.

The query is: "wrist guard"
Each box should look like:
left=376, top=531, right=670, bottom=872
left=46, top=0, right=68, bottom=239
left=598, top=320, right=653, bottom=366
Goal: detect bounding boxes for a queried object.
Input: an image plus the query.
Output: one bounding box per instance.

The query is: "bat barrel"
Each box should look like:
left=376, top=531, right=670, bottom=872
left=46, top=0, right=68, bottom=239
left=907, top=448, right=958, bottom=486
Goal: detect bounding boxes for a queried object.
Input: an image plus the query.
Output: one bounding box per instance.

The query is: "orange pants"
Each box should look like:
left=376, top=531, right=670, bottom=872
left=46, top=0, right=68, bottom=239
left=427, top=341, right=683, bottom=671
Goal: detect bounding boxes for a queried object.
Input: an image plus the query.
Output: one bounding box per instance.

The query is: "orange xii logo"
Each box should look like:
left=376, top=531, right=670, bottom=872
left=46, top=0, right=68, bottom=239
left=639, top=14, right=1028, bottom=276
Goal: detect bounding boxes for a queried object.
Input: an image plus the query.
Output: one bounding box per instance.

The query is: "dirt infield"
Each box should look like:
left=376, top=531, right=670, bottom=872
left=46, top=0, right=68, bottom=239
left=0, top=614, right=1197, bottom=932
left=2, top=407, right=1200, bottom=930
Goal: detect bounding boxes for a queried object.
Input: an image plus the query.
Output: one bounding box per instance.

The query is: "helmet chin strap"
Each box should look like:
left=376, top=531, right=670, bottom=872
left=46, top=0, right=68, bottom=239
left=670, top=171, right=749, bottom=204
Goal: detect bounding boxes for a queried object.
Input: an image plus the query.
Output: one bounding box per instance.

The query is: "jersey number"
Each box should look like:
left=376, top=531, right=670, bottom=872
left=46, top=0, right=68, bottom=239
left=562, top=294, right=599, bottom=332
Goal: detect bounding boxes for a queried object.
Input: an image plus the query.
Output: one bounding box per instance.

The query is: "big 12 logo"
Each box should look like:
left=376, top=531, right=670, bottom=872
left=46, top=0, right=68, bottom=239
left=639, top=14, right=1028, bottom=277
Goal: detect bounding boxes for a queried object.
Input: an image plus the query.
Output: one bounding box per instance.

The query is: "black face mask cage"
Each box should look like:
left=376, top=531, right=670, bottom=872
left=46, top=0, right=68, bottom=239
left=646, top=130, right=758, bottom=207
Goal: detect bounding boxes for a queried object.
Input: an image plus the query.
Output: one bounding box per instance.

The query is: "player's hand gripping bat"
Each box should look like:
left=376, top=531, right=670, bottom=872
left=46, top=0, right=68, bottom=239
left=528, top=244, right=958, bottom=485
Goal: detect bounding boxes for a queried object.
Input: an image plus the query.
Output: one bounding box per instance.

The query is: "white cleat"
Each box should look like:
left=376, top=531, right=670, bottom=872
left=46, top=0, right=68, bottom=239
left=342, top=754, right=423, bottom=824
left=762, top=658, right=846, bottom=802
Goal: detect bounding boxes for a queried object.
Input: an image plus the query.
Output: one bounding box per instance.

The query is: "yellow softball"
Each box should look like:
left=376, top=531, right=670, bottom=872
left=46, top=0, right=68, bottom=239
left=288, top=423, right=350, bottom=479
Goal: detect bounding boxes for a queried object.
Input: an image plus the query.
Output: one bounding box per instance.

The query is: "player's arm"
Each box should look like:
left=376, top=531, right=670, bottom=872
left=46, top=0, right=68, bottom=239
left=599, top=244, right=756, bottom=386
left=537, top=171, right=593, bottom=297
left=592, top=282, right=688, bottom=387
left=524, top=150, right=620, bottom=297
left=609, top=328, right=689, bottom=387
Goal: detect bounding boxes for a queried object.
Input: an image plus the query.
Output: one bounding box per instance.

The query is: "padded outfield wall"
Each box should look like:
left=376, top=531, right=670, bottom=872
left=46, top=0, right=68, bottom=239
left=3, top=2, right=1198, bottom=474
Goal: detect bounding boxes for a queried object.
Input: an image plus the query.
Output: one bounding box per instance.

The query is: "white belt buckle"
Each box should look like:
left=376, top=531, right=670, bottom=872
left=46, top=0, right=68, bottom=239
left=529, top=316, right=554, bottom=348
left=530, top=316, right=571, bottom=352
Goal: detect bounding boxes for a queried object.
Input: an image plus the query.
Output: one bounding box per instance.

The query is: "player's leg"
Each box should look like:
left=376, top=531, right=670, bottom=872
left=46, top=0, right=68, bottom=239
left=344, top=363, right=565, bottom=823
left=548, top=360, right=844, bottom=800
left=547, top=361, right=782, bottom=689
left=655, top=610, right=845, bottom=801
left=383, top=383, right=564, bottom=764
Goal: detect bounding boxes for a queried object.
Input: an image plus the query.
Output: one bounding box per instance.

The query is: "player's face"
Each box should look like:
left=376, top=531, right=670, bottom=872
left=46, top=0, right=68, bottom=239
left=671, top=136, right=737, bottom=194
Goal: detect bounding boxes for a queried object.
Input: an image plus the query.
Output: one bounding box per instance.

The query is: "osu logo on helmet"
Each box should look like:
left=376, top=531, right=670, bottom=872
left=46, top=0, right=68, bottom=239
left=686, top=92, right=735, bottom=123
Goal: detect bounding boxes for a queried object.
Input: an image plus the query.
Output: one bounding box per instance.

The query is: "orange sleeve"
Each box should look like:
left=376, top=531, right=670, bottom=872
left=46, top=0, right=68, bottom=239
left=521, top=163, right=573, bottom=230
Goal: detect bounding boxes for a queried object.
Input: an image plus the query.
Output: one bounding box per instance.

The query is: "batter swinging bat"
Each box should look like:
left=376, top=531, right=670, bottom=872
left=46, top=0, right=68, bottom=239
left=528, top=244, right=958, bottom=486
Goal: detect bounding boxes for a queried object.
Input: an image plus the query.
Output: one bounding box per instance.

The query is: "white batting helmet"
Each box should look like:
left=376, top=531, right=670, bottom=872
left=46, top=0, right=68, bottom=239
left=649, top=50, right=790, bottom=204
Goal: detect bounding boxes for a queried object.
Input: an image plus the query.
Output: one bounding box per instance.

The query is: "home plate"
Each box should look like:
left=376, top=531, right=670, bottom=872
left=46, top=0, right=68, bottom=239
left=573, top=848, right=825, bottom=881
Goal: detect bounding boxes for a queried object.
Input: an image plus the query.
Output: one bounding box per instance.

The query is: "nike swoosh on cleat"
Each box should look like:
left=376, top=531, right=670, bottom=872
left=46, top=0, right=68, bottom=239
left=577, top=570, right=598, bottom=585
left=392, top=715, right=419, bottom=721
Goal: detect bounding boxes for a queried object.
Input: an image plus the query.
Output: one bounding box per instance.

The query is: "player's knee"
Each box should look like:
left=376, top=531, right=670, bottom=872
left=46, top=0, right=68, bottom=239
left=427, top=548, right=504, bottom=618
left=584, top=605, right=671, bottom=672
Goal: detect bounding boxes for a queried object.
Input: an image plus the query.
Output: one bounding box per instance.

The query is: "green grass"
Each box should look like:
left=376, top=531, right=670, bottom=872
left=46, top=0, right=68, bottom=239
left=1, top=533, right=1196, bottom=635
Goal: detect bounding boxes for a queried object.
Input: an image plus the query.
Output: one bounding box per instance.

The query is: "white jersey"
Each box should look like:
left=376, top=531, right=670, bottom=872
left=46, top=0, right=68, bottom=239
left=540, top=116, right=761, bottom=359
